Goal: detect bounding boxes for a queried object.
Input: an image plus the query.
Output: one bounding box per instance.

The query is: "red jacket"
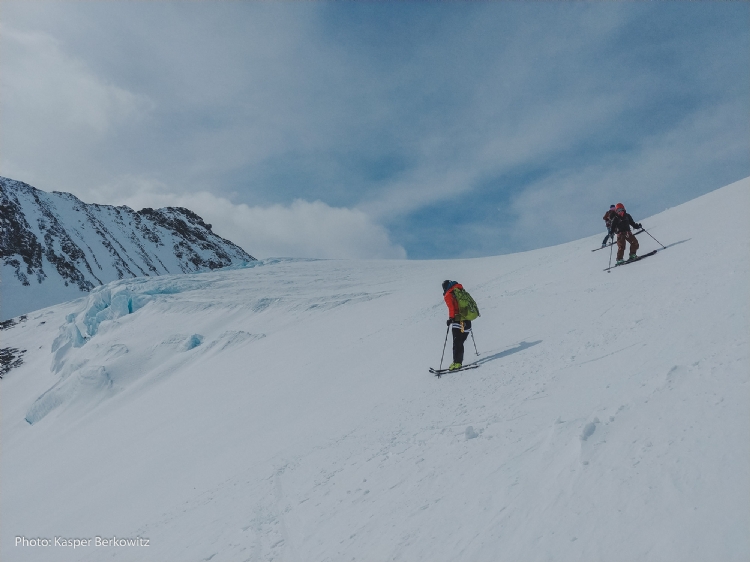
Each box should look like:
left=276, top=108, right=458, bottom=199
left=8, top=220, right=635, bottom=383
left=444, top=283, right=463, bottom=318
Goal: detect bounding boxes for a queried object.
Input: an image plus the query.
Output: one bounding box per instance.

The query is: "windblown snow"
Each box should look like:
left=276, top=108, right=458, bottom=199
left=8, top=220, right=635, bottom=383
left=1, top=178, right=748, bottom=562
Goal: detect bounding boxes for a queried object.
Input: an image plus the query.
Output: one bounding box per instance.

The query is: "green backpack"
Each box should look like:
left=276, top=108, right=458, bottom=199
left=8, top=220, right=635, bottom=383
left=453, top=288, right=480, bottom=321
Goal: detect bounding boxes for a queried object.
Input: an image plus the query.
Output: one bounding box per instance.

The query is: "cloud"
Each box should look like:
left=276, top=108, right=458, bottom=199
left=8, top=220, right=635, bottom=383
left=359, top=86, right=629, bottom=221
left=350, top=7, right=642, bottom=221
left=0, top=24, right=153, bottom=187
left=504, top=98, right=750, bottom=253
left=1, top=3, right=747, bottom=259
left=97, top=178, right=406, bottom=260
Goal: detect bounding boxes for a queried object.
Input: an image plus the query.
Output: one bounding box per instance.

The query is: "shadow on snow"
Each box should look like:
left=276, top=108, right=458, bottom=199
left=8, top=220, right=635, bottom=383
left=663, top=238, right=691, bottom=250
left=474, top=340, right=542, bottom=366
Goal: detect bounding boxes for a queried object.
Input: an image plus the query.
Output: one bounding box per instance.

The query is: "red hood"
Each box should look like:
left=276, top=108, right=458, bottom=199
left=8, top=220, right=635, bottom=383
left=444, top=283, right=463, bottom=318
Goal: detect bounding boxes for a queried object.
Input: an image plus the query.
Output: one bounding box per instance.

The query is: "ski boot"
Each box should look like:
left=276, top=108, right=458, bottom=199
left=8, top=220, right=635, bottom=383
left=616, top=259, right=625, bottom=265
left=628, top=253, right=638, bottom=261
left=448, top=362, right=462, bottom=371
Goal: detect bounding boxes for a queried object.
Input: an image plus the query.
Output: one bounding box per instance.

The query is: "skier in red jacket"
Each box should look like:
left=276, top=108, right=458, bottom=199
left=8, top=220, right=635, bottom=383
left=442, top=280, right=471, bottom=371
left=610, top=203, right=643, bottom=264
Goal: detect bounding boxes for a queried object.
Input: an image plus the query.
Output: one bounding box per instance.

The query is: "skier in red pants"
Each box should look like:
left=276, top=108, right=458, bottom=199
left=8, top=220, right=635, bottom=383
left=609, top=203, right=642, bottom=264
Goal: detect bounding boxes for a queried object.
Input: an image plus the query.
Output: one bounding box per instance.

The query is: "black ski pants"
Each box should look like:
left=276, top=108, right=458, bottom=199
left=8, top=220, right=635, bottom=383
left=451, top=320, right=472, bottom=364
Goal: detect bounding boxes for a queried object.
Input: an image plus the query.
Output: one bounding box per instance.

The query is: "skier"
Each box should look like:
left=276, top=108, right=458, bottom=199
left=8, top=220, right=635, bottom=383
left=610, top=203, right=642, bottom=265
left=442, top=280, right=472, bottom=371
left=601, top=204, right=617, bottom=247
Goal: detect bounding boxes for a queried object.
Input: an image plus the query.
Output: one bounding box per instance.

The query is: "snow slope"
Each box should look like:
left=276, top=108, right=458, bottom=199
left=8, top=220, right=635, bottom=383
left=1, top=178, right=748, bottom=562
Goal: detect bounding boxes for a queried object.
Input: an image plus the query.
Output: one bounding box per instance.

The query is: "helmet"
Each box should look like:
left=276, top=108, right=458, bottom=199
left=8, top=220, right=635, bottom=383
left=615, top=203, right=625, bottom=214
left=610, top=204, right=616, bottom=209
left=442, top=280, right=452, bottom=293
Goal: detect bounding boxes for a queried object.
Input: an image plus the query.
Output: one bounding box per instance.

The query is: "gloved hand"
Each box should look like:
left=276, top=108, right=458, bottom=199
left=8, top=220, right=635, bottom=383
left=446, top=318, right=454, bottom=326
left=635, top=223, right=642, bottom=229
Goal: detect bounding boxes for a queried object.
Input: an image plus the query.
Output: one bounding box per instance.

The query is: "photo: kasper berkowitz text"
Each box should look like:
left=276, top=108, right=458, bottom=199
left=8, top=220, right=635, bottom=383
left=16, top=536, right=150, bottom=549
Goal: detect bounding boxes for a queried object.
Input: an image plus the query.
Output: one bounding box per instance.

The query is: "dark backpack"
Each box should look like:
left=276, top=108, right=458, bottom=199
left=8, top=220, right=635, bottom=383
left=453, top=288, right=480, bottom=321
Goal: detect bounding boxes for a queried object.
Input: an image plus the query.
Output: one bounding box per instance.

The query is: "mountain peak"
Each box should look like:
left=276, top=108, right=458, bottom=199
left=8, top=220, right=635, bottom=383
left=0, top=176, right=256, bottom=319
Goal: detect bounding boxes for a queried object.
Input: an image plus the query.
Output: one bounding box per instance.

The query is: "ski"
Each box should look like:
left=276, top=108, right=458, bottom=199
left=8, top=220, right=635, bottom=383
left=430, top=362, right=480, bottom=377
left=603, top=249, right=658, bottom=271
left=592, top=229, right=644, bottom=251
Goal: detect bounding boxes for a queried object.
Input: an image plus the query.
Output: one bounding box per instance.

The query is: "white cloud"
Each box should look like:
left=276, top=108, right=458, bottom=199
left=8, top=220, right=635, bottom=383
left=1, top=3, right=746, bottom=259
left=99, top=178, right=406, bottom=260
left=0, top=24, right=153, bottom=188
left=360, top=87, right=629, bottom=221
left=506, top=98, right=750, bottom=251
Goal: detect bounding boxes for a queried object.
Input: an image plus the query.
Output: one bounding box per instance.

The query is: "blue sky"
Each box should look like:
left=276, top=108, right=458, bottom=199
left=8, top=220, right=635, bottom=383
left=1, top=2, right=748, bottom=259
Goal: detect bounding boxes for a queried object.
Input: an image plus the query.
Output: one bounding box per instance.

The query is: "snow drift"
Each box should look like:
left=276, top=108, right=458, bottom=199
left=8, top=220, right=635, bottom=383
left=1, top=178, right=748, bottom=562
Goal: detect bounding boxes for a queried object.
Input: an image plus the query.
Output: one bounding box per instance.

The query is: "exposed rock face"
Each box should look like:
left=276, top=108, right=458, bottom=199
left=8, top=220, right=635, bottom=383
left=1, top=176, right=255, bottom=319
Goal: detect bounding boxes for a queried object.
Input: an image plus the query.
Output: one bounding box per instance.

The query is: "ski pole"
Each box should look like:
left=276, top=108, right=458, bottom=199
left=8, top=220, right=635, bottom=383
left=641, top=227, right=666, bottom=249
left=439, top=326, right=450, bottom=371
left=470, top=330, right=480, bottom=356
left=607, top=235, right=615, bottom=272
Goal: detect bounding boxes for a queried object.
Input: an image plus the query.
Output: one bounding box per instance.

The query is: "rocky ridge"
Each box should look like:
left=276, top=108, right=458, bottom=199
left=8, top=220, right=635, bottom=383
left=1, top=176, right=255, bottom=319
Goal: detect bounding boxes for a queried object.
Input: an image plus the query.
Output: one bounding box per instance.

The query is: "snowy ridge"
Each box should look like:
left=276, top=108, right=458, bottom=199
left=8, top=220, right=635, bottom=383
left=1, top=178, right=748, bottom=562
left=0, top=176, right=256, bottom=320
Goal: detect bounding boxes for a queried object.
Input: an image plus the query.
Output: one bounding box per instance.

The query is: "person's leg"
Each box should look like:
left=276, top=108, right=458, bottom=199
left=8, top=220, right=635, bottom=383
left=452, top=327, right=469, bottom=365
left=627, top=231, right=639, bottom=257
left=616, top=233, right=626, bottom=261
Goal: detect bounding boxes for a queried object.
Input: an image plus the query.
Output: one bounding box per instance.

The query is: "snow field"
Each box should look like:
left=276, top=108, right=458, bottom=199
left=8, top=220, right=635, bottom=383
left=1, top=178, right=748, bottom=562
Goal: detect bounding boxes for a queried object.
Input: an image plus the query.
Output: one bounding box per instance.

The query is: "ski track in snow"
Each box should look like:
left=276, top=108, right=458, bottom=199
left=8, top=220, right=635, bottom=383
left=1, top=179, right=748, bottom=562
